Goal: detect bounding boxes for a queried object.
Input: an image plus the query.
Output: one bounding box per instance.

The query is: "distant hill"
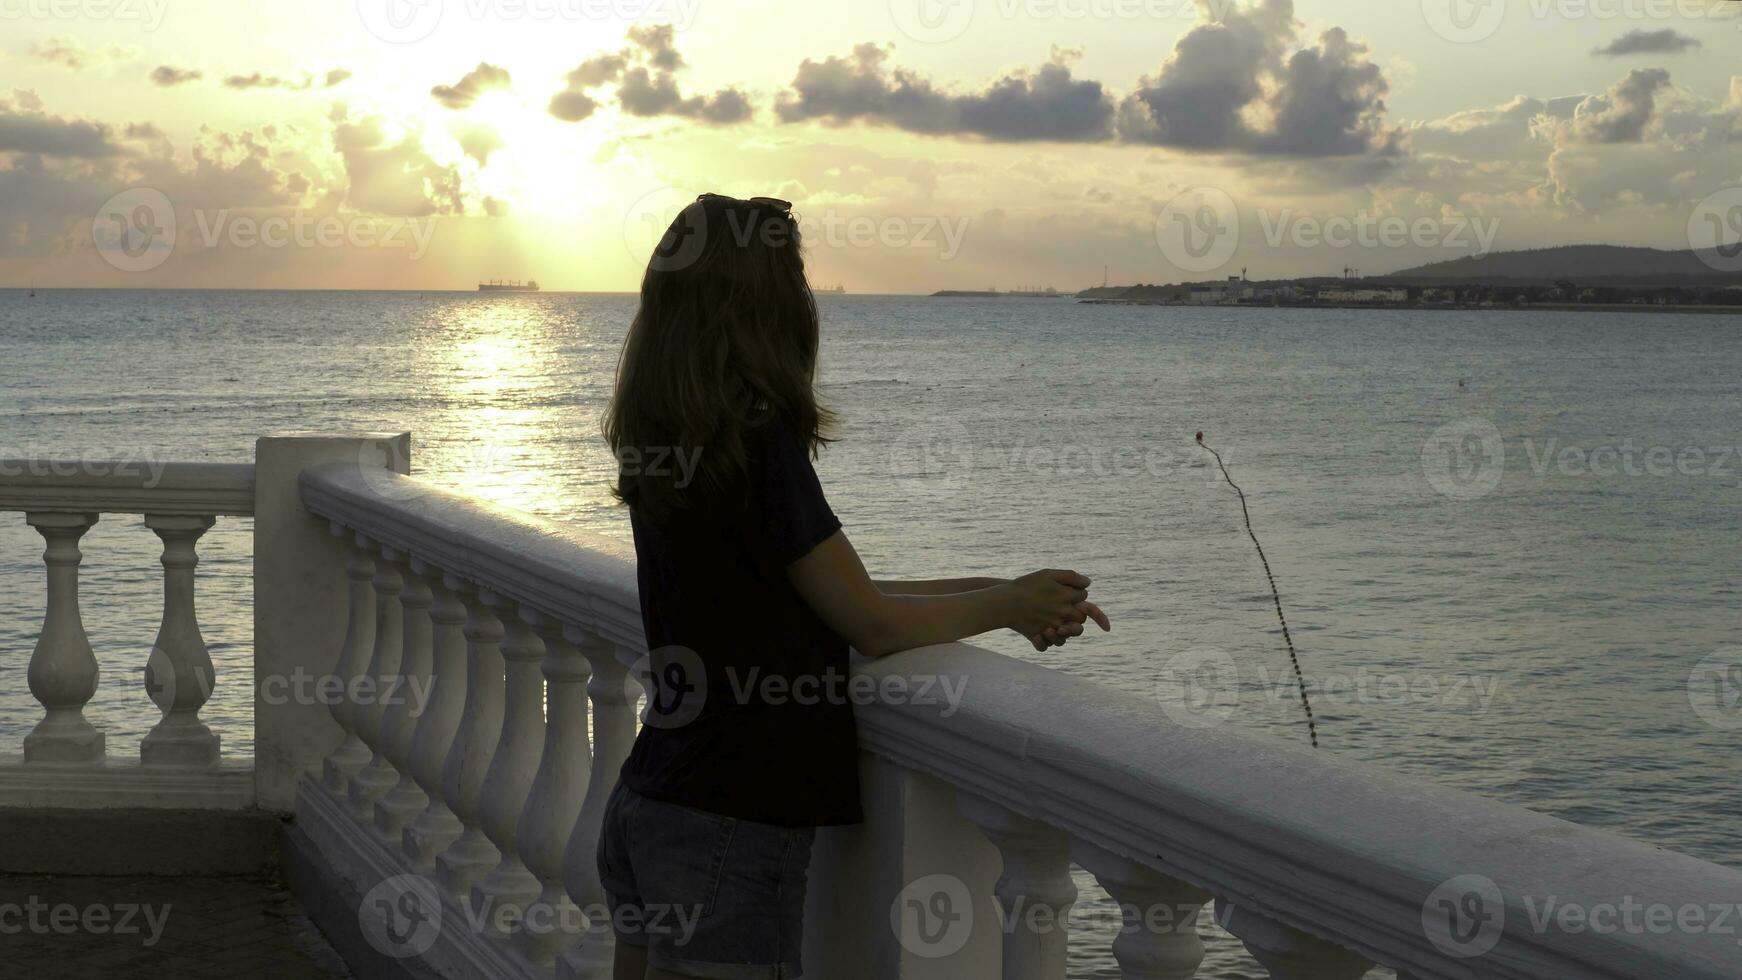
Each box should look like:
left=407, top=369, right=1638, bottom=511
left=1391, top=245, right=1741, bottom=285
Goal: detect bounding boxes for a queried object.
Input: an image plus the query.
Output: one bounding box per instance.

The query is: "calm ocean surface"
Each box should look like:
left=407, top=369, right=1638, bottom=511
left=2, top=289, right=1739, bottom=977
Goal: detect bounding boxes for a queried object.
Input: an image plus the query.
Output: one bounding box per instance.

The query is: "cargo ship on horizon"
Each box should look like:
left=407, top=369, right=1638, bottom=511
left=479, top=279, right=541, bottom=292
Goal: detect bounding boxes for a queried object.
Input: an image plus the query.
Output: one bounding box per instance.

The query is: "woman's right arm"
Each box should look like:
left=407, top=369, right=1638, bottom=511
left=787, top=529, right=1108, bottom=657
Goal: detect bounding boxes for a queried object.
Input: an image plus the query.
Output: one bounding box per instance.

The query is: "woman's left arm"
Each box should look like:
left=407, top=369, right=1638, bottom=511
left=874, top=577, right=1007, bottom=596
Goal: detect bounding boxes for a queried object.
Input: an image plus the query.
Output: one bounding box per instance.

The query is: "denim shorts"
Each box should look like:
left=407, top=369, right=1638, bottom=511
left=597, top=782, right=815, bottom=979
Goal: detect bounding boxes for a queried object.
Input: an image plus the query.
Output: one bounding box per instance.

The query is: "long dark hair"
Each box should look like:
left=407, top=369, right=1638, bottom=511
left=605, top=193, right=834, bottom=519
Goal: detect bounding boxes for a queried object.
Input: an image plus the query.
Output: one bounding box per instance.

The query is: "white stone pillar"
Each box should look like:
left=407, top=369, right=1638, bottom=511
left=470, top=603, right=547, bottom=934
left=957, top=795, right=1076, bottom=980
left=346, top=544, right=405, bottom=818
left=512, top=616, right=594, bottom=965
left=435, top=587, right=505, bottom=897
left=374, top=559, right=434, bottom=841
left=1215, top=899, right=1371, bottom=980
left=555, top=630, right=641, bottom=980
left=140, top=514, right=220, bottom=768
left=254, top=433, right=409, bottom=812
left=22, top=512, right=104, bottom=765
left=322, top=528, right=376, bottom=793
left=1073, top=843, right=1209, bottom=979
left=403, top=570, right=469, bottom=870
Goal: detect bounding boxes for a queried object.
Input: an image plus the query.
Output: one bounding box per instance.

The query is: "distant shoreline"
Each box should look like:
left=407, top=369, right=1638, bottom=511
left=1078, top=299, right=1742, bottom=315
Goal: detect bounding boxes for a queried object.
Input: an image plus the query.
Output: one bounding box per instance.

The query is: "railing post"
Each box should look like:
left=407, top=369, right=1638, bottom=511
left=321, top=528, right=376, bottom=792
left=1073, top=843, right=1209, bottom=979
left=403, top=570, right=469, bottom=870
left=140, top=514, right=220, bottom=768
left=374, top=557, right=434, bottom=840
left=1215, top=899, right=1372, bottom=980
left=254, top=432, right=409, bottom=811
left=23, top=511, right=104, bottom=765
left=470, top=603, right=547, bottom=933
left=435, top=586, right=505, bottom=897
left=346, top=544, right=406, bottom=819
left=556, top=628, right=640, bottom=980
left=513, top=616, right=594, bottom=965
left=957, top=795, right=1076, bottom=980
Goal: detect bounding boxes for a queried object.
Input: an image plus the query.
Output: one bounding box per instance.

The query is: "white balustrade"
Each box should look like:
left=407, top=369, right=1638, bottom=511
left=374, top=558, right=434, bottom=839
left=139, top=514, right=220, bottom=768
left=555, top=626, right=640, bottom=980
left=402, top=570, right=469, bottom=869
left=511, top=616, right=595, bottom=965
left=470, top=604, right=548, bottom=933
left=1073, top=843, right=1210, bottom=980
left=322, top=527, right=377, bottom=793
left=958, top=794, right=1078, bottom=980
left=434, top=587, right=505, bottom=897
left=22, top=511, right=104, bottom=765
left=1215, top=899, right=1372, bottom=980
left=346, top=544, right=406, bottom=818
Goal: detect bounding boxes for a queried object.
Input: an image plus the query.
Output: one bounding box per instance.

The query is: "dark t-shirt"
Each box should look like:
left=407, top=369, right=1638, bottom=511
left=618, top=419, right=862, bottom=827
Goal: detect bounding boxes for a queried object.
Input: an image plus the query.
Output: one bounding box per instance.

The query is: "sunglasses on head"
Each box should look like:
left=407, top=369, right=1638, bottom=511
left=696, top=193, right=793, bottom=215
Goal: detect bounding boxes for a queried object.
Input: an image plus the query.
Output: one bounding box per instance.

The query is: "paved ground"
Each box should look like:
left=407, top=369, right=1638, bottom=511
left=0, top=874, right=352, bottom=979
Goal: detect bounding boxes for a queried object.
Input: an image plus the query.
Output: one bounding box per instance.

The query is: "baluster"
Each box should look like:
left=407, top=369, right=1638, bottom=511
left=957, top=795, right=1077, bottom=980
left=346, top=544, right=405, bottom=818
left=22, top=512, right=104, bottom=764
left=322, top=527, right=376, bottom=792
left=140, top=514, right=220, bottom=767
left=374, top=558, right=434, bottom=840
left=512, top=616, right=594, bottom=965
left=470, top=603, right=547, bottom=934
left=1215, top=899, right=1372, bottom=980
left=556, top=634, right=641, bottom=980
left=1074, top=843, right=1210, bottom=979
left=435, top=587, right=505, bottom=897
left=403, top=571, right=469, bottom=869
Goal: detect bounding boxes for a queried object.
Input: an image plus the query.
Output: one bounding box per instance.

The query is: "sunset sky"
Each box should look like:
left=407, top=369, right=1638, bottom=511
left=4, top=0, right=1741, bottom=291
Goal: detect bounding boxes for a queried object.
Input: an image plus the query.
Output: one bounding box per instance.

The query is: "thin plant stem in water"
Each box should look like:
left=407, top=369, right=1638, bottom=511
left=1196, top=432, right=1319, bottom=749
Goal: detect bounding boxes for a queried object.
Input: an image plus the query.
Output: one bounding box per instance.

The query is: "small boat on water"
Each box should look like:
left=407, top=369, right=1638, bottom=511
left=479, top=279, right=540, bottom=293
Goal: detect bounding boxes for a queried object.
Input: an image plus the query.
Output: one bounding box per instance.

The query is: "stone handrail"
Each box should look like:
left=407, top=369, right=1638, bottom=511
left=0, top=460, right=255, bottom=516
left=285, top=460, right=1742, bottom=980
left=851, top=644, right=1742, bottom=979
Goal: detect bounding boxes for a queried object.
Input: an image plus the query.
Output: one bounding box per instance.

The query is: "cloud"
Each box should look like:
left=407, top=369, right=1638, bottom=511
left=451, top=121, right=503, bottom=164
left=1593, top=29, right=1701, bottom=57
left=431, top=62, right=511, bottom=110
left=150, top=65, right=203, bottom=87
left=1561, top=67, right=1674, bottom=144
left=0, top=99, right=123, bottom=157
left=223, top=69, right=350, bottom=92
left=331, top=110, right=463, bottom=216
left=29, top=37, right=91, bottom=70
left=1116, top=0, right=1398, bottom=157
left=776, top=44, right=1115, bottom=142
left=549, top=27, right=752, bottom=125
